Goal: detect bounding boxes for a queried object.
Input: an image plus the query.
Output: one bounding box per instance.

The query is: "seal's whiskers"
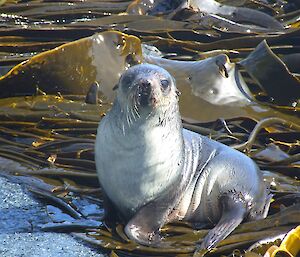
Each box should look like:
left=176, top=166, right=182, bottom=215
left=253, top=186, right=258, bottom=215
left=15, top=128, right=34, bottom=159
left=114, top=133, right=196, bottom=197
left=133, top=100, right=140, bottom=119
left=126, top=102, right=133, bottom=127
left=145, top=109, right=154, bottom=120
left=129, top=93, right=140, bottom=122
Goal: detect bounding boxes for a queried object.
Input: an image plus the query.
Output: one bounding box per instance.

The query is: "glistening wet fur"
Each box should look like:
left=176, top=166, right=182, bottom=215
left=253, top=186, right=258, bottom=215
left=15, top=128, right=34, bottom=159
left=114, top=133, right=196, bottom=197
left=95, top=63, right=271, bottom=252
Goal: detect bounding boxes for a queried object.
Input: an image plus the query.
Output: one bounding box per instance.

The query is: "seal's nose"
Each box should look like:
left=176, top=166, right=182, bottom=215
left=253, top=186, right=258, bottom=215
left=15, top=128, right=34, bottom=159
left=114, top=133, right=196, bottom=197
left=140, top=80, right=151, bottom=91
left=138, top=79, right=153, bottom=106
left=139, top=79, right=152, bottom=96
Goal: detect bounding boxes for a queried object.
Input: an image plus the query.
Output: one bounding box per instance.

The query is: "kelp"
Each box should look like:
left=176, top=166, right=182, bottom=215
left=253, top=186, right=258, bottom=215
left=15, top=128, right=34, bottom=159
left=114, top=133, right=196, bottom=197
left=188, top=0, right=283, bottom=30
left=0, top=1, right=130, bottom=18
left=239, top=40, right=300, bottom=106
left=252, top=225, right=300, bottom=257
left=0, top=30, right=299, bottom=123
left=128, top=0, right=285, bottom=32
left=186, top=13, right=282, bottom=34
left=0, top=96, right=299, bottom=256
left=0, top=31, right=143, bottom=99
left=0, top=0, right=297, bottom=57
left=145, top=52, right=253, bottom=106
left=0, top=0, right=299, bottom=257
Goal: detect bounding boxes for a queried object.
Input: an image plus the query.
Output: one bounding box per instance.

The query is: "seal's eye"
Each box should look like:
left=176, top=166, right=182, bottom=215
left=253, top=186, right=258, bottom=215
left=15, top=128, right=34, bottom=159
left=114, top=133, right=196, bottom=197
left=160, top=79, right=170, bottom=91
left=120, top=74, right=135, bottom=91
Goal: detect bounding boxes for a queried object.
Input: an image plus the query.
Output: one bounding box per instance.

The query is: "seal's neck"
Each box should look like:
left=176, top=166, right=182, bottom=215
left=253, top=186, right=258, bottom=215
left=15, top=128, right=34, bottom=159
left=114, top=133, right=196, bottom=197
left=110, top=98, right=182, bottom=136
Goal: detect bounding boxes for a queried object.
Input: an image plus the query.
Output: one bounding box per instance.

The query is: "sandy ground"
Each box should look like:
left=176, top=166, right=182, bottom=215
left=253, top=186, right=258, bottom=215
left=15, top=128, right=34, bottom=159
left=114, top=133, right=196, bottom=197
left=0, top=175, right=107, bottom=257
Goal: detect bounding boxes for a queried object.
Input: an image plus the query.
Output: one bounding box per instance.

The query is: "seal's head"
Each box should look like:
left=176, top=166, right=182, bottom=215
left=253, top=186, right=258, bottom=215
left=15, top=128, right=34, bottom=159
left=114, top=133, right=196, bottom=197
left=115, top=64, right=180, bottom=117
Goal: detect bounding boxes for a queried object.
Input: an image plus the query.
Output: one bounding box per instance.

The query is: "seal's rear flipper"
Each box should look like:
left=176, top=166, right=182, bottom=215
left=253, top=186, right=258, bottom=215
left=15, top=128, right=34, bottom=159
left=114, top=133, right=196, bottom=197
left=199, top=196, right=246, bottom=250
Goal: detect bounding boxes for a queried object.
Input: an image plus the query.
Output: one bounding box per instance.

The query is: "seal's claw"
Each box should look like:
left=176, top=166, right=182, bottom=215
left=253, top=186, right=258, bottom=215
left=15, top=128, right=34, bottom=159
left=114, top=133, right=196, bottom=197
left=125, top=223, right=162, bottom=247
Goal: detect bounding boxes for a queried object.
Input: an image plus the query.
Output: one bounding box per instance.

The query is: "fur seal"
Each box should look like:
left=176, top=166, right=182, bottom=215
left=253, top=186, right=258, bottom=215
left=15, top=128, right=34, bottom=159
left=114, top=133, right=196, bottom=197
left=95, top=63, right=272, bottom=250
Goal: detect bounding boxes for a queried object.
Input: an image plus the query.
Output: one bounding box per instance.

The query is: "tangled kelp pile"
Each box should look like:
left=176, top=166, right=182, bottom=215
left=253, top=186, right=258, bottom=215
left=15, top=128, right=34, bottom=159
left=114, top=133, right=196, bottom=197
left=0, top=95, right=299, bottom=257
left=0, top=0, right=299, bottom=257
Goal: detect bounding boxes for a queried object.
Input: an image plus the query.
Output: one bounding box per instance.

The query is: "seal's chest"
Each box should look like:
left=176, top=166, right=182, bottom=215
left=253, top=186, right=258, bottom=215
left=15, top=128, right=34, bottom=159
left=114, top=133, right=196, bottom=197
left=121, top=125, right=182, bottom=186
left=96, top=123, right=182, bottom=215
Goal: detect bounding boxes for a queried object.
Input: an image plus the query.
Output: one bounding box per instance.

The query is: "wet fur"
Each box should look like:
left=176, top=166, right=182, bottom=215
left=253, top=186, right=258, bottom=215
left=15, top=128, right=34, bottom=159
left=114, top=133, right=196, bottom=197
left=95, top=64, right=271, bottom=250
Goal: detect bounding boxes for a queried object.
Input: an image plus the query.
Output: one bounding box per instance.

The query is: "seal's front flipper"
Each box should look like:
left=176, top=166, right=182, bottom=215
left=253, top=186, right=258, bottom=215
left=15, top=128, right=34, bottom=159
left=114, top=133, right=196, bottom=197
left=200, top=196, right=246, bottom=250
left=125, top=222, right=162, bottom=247
left=124, top=199, right=170, bottom=247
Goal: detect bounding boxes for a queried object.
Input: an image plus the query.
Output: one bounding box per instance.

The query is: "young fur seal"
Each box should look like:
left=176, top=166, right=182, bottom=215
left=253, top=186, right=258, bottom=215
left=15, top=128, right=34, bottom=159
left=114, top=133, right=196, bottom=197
left=95, top=64, right=271, bottom=250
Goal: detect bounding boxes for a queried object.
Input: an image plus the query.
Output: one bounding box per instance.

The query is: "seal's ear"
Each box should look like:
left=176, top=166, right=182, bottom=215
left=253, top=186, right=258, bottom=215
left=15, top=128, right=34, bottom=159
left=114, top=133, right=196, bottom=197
left=112, top=84, right=119, bottom=91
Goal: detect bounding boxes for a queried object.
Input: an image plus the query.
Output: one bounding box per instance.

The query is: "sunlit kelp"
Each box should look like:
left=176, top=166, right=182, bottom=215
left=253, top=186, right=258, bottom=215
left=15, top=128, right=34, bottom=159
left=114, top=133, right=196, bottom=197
left=188, top=0, right=284, bottom=30
left=0, top=1, right=130, bottom=21
left=0, top=30, right=298, bottom=123
left=126, top=0, right=280, bottom=28
left=145, top=53, right=253, bottom=106
left=127, top=0, right=187, bottom=16
left=0, top=2, right=298, bottom=74
left=128, top=0, right=285, bottom=32
left=0, top=95, right=299, bottom=256
left=267, top=225, right=300, bottom=257
left=0, top=31, right=142, bottom=99
left=249, top=225, right=300, bottom=257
